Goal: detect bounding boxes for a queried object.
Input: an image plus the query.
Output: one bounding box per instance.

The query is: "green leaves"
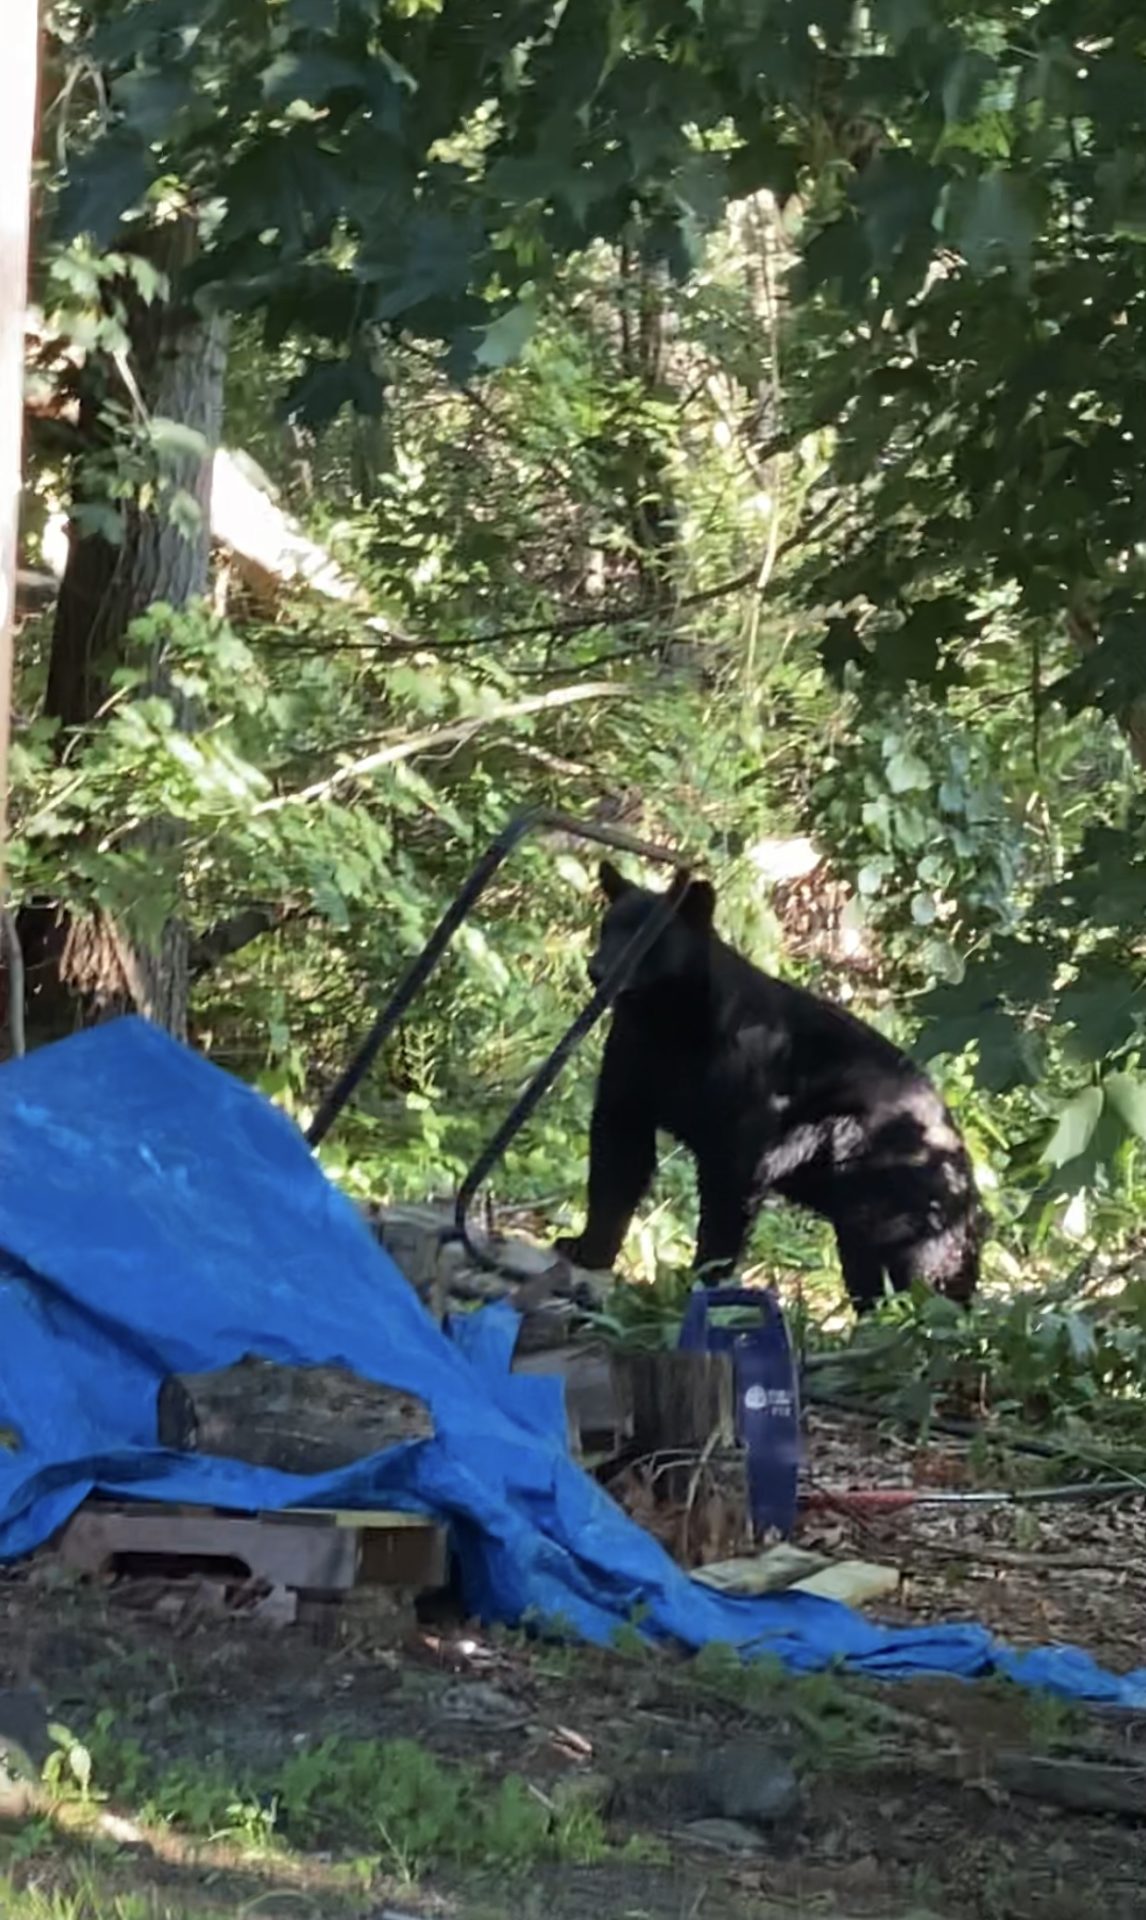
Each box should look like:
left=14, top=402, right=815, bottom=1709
left=941, top=51, right=997, bottom=128
left=814, top=699, right=1027, bottom=995
left=214, top=132, right=347, bottom=259
left=283, top=356, right=386, bottom=430
left=1105, top=1072, right=1146, bottom=1146
left=56, top=131, right=156, bottom=246
left=1040, top=1073, right=1146, bottom=1195
left=259, top=47, right=412, bottom=126
left=871, top=0, right=933, bottom=46
left=852, top=154, right=945, bottom=286
left=149, top=418, right=210, bottom=464
left=884, top=745, right=930, bottom=794
left=474, top=301, right=538, bottom=370
left=1057, top=967, right=1146, bottom=1066
left=942, top=171, right=1044, bottom=279
left=1042, top=1086, right=1104, bottom=1172
left=113, top=66, right=198, bottom=140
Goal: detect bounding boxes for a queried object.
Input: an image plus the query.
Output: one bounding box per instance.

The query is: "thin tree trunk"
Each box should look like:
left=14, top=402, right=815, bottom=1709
left=616, top=241, right=676, bottom=613
left=24, top=219, right=227, bottom=1043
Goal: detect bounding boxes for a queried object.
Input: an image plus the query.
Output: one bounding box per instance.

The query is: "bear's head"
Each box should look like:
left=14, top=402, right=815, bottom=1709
left=585, top=862, right=716, bottom=997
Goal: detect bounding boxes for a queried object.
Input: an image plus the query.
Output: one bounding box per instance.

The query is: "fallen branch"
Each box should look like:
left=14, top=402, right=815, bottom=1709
left=253, top=682, right=626, bottom=816
left=909, top=1540, right=1145, bottom=1576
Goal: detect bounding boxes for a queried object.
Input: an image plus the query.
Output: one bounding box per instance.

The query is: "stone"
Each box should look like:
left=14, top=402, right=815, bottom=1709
left=0, top=1687, right=51, bottom=1777
left=372, top=1204, right=453, bottom=1296
left=436, top=1682, right=529, bottom=1730
left=699, top=1737, right=801, bottom=1828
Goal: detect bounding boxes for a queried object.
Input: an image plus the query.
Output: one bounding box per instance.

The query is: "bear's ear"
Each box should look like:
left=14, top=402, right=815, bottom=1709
left=670, top=869, right=716, bottom=930
left=599, top=859, right=631, bottom=901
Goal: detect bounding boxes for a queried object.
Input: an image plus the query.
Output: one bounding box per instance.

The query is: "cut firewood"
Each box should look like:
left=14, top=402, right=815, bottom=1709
left=157, top=1354, right=432, bottom=1475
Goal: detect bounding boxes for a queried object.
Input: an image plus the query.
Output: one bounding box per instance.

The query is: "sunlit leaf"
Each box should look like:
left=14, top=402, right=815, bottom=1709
left=1042, top=1087, right=1104, bottom=1170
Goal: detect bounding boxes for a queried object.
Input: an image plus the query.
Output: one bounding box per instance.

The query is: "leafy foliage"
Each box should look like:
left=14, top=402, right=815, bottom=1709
left=806, top=1277, right=1146, bottom=1459
left=45, top=0, right=816, bottom=387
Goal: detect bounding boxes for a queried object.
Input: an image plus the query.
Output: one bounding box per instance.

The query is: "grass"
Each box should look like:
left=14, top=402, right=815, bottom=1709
left=0, top=1812, right=380, bottom=1920
left=0, top=1702, right=621, bottom=1920
left=0, top=1880, right=235, bottom=1920
left=37, top=1714, right=610, bottom=1879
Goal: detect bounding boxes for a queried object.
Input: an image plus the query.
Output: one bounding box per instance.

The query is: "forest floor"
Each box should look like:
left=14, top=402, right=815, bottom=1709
left=1, top=1414, right=1144, bottom=1920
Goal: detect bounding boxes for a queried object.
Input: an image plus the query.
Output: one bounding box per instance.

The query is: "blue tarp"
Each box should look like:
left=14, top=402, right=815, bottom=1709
left=0, top=1017, right=1141, bottom=1707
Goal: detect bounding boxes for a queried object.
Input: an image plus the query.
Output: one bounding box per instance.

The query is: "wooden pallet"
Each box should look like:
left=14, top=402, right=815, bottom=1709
left=56, top=1500, right=448, bottom=1597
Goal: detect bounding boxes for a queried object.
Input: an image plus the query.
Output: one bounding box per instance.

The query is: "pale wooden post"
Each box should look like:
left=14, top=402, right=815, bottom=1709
left=0, top=0, right=38, bottom=1053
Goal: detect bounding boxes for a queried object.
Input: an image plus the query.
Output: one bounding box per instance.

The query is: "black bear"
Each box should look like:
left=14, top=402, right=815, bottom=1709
left=554, top=863, right=984, bottom=1313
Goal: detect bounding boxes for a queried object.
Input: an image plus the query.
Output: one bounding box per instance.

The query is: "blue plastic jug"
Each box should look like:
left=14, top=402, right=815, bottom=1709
left=678, top=1285, right=801, bottom=1537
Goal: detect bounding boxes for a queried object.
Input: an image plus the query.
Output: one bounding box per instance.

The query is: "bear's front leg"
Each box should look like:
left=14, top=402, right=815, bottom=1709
left=694, top=1160, right=752, bottom=1283
left=555, top=1084, right=657, bottom=1272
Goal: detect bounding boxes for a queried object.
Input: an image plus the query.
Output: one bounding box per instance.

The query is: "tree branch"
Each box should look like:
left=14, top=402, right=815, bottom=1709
left=253, top=681, right=627, bottom=816
left=253, top=486, right=842, bottom=665
left=188, top=903, right=310, bottom=978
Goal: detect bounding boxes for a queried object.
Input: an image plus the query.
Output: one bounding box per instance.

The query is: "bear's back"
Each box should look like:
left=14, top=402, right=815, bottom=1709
left=709, top=939, right=913, bottom=1078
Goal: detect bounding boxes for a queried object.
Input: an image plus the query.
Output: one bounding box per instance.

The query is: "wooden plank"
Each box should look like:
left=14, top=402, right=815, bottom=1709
left=359, top=1524, right=448, bottom=1590
left=993, top=1755, right=1146, bottom=1820
left=272, top=1507, right=448, bottom=1589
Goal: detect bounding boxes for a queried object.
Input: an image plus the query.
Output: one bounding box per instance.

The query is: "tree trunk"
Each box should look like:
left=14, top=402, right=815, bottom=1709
left=22, top=220, right=228, bottom=1044
left=617, top=238, right=677, bottom=613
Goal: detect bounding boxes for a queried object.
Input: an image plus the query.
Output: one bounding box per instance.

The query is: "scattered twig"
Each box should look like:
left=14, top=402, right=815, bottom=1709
left=804, top=1386, right=1146, bottom=1485
left=495, top=738, right=603, bottom=783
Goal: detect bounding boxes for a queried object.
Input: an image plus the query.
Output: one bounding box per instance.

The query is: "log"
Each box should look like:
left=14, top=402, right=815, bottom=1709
left=616, top=1349, right=747, bottom=1513
left=993, top=1754, right=1146, bottom=1820
left=157, top=1355, right=432, bottom=1475
left=623, top=1349, right=737, bottom=1457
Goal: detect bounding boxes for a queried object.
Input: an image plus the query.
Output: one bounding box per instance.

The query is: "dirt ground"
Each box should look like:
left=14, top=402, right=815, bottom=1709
left=799, top=1407, right=1146, bottom=1674
left=0, top=1411, right=1143, bottom=1918
left=1, top=1520, right=1144, bottom=1920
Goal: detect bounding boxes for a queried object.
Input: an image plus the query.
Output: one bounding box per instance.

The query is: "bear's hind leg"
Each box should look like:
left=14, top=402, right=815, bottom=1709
left=836, top=1230, right=890, bottom=1315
